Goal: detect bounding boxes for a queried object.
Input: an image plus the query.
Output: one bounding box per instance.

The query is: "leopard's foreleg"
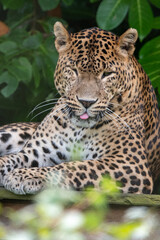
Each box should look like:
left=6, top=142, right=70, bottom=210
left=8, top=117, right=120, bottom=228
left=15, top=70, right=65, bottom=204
left=2, top=158, right=153, bottom=195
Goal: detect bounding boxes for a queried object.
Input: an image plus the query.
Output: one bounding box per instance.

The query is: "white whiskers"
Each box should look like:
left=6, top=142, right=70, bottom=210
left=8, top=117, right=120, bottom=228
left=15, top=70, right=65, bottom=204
left=106, top=107, right=130, bottom=130
left=42, top=102, right=69, bottom=125
left=30, top=107, right=54, bottom=120
left=104, top=107, right=133, bottom=138
left=28, top=98, right=59, bottom=120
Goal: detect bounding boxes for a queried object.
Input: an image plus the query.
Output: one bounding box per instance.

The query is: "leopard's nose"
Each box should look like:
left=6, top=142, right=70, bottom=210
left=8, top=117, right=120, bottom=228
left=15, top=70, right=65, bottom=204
left=77, top=97, right=97, bottom=109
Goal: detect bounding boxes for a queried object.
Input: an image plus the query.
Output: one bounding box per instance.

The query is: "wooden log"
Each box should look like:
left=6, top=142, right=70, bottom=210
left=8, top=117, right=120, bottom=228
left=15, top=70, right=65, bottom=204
left=0, top=187, right=160, bottom=206
left=109, top=193, right=160, bottom=206
left=0, top=187, right=33, bottom=201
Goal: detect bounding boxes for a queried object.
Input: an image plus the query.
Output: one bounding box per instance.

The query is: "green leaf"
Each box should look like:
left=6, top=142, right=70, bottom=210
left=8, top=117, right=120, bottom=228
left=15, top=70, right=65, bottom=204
left=0, top=41, right=18, bottom=54
left=38, top=0, right=60, bottom=11
left=8, top=57, right=32, bottom=84
left=33, top=60, right=40, bottom=88
left=0, top=0, right=25, bottom=9
left=85, top=211, right=104, bottom=230
left=139, top=36, right=160, bottom=93
left=19, top=57, right=32, bottom=83
left=139, top=36, right=160, bottom=59
left=90, top=0, right=100, bottom=2
left=140, top=61, right=160, bottom=94
left=0, top=72, right=18, bottom=97
left=128, top=0, right=154, bottom=41
left=153, top=17, right=160, bottom=29
left=62, top=0, right=74, bottom=5
left=149, top=0, right=160, bottom=8
left=4, top=29, right=28, bottom=45
left=22, top=34, right=42, bottom=50
left=107, top=222, right=141, bottom=240
left=96, top=0, right=129, bottom=30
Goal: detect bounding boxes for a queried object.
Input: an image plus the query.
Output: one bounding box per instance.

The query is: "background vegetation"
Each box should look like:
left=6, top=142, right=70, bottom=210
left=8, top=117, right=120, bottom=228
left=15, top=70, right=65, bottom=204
left=0, top=0, right=160, bottom=125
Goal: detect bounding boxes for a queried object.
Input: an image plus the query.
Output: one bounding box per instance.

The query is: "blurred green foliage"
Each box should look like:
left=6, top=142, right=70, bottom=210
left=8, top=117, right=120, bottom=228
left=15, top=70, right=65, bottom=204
left=0, top=178, right=158, bottom=240
left=0, top=0, right=160, bottom=124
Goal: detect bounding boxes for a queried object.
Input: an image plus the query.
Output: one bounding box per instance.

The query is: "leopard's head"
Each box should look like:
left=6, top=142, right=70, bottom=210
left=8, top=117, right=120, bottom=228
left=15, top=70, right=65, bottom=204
left=54, top=22, right=138, bottom=128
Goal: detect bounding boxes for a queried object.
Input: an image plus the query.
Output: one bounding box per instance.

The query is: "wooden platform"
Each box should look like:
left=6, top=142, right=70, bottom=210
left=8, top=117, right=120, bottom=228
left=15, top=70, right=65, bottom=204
left=0, top=187, right=160, bottom=206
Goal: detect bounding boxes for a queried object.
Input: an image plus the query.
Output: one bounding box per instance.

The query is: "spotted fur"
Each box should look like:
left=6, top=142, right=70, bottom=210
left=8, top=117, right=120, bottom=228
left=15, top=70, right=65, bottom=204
left=0, top=22, right=160, bottom=194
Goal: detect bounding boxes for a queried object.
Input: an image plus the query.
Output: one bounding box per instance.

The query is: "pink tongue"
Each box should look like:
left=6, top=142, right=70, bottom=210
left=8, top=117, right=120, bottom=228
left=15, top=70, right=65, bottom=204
left=80, top=113, right=89, bottom=120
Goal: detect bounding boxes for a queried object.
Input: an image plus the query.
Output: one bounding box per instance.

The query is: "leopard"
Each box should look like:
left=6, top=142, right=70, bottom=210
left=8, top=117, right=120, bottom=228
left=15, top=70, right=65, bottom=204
left=0, top=21, right=160, bottom=195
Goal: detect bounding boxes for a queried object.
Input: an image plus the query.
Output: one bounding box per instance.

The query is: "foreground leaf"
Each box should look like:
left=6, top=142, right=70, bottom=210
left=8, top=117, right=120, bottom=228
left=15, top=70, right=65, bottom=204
left=149, top=0, right=160, bottom=8
left=0, top=0, right=26, bottom=10
left=129, top=0, right=154, bottom=41
left=22, top=34, right=42, bottom=50
left=0, top=41, right=17, bottom=55
left=96, top=0, right=129, bottom=30
left=38, top=0, right=60, bottom=11
left=8, top=57, right=32, bottom=84
left=62, top=0, right=74, bottom=5
left=153, top=17, right=160, bottom=29
left=0, top=71, right=18, bottom=97
left=139, top=36, right=160, bottom=93
left=107, top=222, right=141, bottom=240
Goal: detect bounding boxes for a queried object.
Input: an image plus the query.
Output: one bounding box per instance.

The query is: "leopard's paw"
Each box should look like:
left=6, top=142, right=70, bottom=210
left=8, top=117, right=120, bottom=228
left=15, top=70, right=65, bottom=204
left=2, top=169, right=46, bottom=195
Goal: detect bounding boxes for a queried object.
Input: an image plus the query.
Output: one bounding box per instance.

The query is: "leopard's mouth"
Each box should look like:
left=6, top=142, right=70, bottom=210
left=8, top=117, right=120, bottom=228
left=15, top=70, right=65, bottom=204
left=68, top=110, right=105, bottom=128
left=66, top=103, right=114, bottom=125
left=70, top=110, right=100, bottom=121
left=79, top=112, right=90, bottom=120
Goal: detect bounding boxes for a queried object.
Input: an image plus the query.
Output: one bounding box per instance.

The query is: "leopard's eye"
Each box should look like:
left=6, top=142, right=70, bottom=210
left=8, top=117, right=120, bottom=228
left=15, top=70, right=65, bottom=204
left=72, top=68, right=78, bottom=76
left=101, top=71, right=116, bottom=79
left=65, top=66, right=78, bottom=76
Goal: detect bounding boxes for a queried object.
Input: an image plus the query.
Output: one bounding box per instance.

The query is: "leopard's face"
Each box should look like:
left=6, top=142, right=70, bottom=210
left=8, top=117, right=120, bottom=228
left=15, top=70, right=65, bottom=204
left=54, top=23, right=138, bottom=127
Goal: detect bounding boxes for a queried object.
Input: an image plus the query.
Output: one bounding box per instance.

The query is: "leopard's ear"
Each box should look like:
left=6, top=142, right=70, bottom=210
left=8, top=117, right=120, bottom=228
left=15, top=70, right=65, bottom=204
left=54, top=22, right=70, bottom=53
left=116, top=28, right=138, bottom=57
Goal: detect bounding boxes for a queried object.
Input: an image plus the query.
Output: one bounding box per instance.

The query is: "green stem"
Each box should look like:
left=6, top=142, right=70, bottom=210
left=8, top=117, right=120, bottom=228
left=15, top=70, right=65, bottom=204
left=40, top=45, right=48, bottom=55
left=10, top=13, right=33, bottom=30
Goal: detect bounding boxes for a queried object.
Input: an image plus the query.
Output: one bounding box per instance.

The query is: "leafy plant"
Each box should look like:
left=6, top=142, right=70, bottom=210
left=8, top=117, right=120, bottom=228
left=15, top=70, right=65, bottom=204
left=0, top=28, right=58, bottom=97
left=96, top=0, right=129, bottom=32
left=96, top=0, right=159, bottom=41
left=139, top=36, right=160, bottom=94
left=96, top=0, right=160, bottom=95
left=0, top=1, right=60, bottom=123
